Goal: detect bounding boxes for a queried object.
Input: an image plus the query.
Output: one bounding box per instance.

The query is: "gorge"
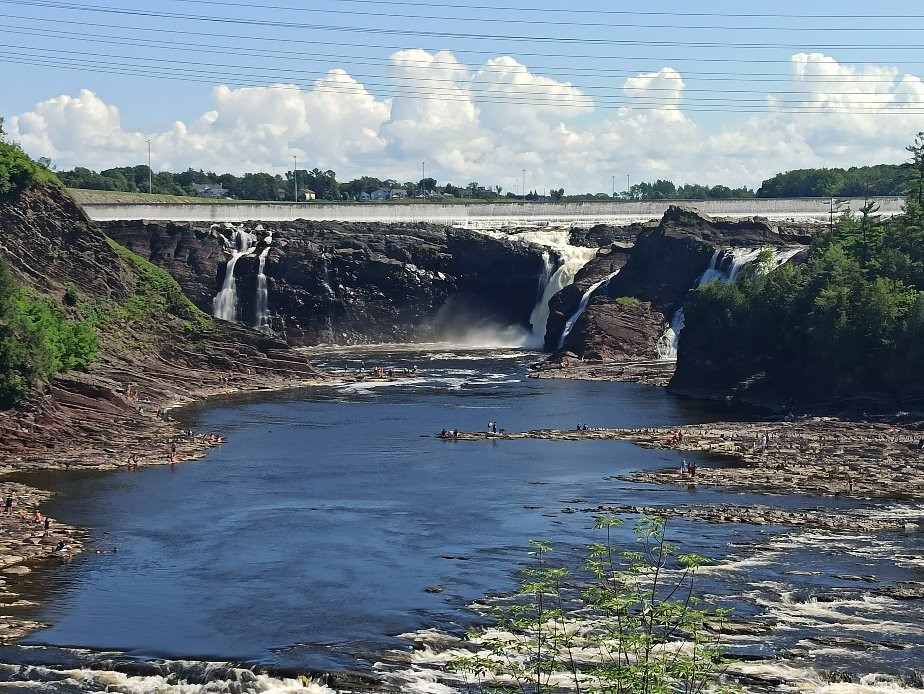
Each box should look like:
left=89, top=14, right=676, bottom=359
left=3, top=175, right=924, bottom=693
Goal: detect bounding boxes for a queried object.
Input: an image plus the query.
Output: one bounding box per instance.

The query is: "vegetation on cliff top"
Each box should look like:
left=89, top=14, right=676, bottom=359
left=0, top=118, right=58, bottom=197
left=679, top=133, right=924, bottom=404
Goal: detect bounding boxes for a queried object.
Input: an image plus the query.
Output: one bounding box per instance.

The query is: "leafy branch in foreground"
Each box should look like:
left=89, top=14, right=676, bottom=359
left=450, top=515, right=735, bottom=693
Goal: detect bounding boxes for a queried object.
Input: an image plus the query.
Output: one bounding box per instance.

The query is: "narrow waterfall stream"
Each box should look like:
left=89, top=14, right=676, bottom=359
left=211, top=227, right=257, bottom=322
left=253, top=231, right=273, bottom=331
left=557, top=269, right=622, bottom=349
left=480, top=229, right=598, bottom=348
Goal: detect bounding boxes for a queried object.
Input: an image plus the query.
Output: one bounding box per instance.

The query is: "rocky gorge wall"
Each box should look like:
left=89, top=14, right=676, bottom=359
left=104, top=220, right=548, bottom=345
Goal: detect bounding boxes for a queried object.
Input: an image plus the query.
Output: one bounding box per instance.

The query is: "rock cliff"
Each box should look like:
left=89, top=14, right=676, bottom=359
left=105, top=220, right=547, bottom=345
left=0, top=184, right=326, bottom=461
left=551, top=206, right=807, bottom=362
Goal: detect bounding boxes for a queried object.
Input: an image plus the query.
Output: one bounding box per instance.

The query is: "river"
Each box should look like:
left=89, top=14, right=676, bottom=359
left=2, top=347, right=923, bottom=692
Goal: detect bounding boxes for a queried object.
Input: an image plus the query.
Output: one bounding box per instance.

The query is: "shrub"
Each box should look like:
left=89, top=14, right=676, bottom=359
left=450, top=515, right=733, bottom=693
left=0, top=258, right=99, bottom=407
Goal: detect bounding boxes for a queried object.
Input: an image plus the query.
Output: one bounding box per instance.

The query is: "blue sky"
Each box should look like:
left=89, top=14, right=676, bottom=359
left=3, top=0, right=924, bottom=191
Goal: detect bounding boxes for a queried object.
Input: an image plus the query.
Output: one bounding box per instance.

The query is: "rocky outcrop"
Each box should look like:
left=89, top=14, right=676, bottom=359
left=554, top=205, right=805, bottom=362
left=563, top=300, right=666, bottom=361
left=105, top=220, right=546, bottom=345
left=0, top=184, right=134, bottom=303
left=544, top=249, right=630, bottom=351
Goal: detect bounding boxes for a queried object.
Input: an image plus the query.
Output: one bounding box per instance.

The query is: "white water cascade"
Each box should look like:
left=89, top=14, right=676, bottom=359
left=558, top=269, right=622, bottom=349
left=656, top=246, right=804, bottom=360
left=212, top=227, right=257, bottom=322
left=253, top=230, right=273, bottom=332
left=473, top=228, right=599, bottom=349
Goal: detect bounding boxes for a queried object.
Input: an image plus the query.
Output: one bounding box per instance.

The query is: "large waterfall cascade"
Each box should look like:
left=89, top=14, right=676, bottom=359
left=484, top=229, right=599, bottom=348
left=656, top=246, right=804, bottom=360
left=557, top=269, right=623, bottom=350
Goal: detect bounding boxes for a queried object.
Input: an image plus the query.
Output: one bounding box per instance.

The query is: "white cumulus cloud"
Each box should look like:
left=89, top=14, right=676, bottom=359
left=6, top=51, right=924, bottom=192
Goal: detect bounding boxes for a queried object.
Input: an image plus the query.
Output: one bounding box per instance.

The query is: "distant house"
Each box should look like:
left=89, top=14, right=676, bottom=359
left=191, top=183, right=230, bottom=199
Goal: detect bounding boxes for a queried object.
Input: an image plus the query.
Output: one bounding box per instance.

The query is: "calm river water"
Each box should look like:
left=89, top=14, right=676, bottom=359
left=5, top=347, right=924, bottom=691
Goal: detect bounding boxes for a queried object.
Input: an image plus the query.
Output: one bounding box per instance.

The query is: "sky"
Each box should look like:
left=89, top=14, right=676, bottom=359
left=2, top=0, right=924, bottom=193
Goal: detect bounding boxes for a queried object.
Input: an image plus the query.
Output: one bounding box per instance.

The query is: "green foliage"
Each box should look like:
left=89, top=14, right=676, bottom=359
left=0, top=134, right=58, bottom=197
left=757, top=163, right=908, bottom=198
left=681, top=139, right=924, bottom=400
left=97, top=239, right=202, bottom=329
left=0, top=258, right=99, bottom=407
left=450, top=516, right=732, bottom=693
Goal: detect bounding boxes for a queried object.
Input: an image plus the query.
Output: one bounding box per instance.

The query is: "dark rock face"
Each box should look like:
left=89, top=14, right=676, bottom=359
left=545, top=249, right=630, bottom=352
left=564, top=300, right=666, bottom=361
left=103, top=219, right=227, bottom=309
left=105, top=220, right=546, bottom=345
left=568, top=223, right=649, bottom=247
left=0, top=185, right=134, bottom=303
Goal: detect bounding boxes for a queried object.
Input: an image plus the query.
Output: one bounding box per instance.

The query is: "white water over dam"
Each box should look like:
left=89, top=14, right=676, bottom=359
left=80, top=197, right=905, bottom=225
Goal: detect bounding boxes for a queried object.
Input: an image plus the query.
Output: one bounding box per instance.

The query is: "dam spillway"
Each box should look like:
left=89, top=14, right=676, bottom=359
left=78, top=197, right=905, bottom=225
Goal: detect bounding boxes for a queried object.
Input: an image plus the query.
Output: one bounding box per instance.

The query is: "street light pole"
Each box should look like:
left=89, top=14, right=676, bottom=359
left=147, top=140, right=152, bottom=194
left=293, top=155, right=298, bottom=202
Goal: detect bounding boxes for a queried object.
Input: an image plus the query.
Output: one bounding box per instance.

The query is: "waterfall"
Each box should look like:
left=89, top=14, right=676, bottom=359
left=656, top=245, right=803, bottom=360
left=655, top=308, right=686, bottom=360
left=557, top=269, right=622, bottom=349
left=253, top=231, right=273, bottom=332
left=212, top=228, right=257, bottom=322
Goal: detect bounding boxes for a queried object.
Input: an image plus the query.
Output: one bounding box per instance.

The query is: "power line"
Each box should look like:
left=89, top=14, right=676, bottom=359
left=6, top=13, right=924, bottom=66
left=5, top=24, right=922, bottom=82
left=2, top=0, right=924, bottom=48
left=5, top=53, right=924, bottom=114
left=108, top=0, right=924, bottom=32
left=4, top=43, right=919, bottom=102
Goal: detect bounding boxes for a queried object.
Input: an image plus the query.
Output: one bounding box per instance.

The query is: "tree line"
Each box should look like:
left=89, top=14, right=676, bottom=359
left=51, top=160, right=910, bottom=202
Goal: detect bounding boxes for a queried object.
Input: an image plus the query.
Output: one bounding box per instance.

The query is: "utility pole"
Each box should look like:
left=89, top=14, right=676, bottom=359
left=147, top=140, right=152, bottom=194
left=293, top=155, right=298, bottom=202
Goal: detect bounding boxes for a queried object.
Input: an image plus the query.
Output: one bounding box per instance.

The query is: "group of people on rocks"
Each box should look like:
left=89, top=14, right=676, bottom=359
left=365, top=364, right=419, bottom=379
left=3, top=489, right=54, bottom=536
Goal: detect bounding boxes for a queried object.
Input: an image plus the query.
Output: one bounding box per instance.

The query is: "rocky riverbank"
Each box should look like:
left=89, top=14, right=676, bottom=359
left=442, top=416, right=924, bottom=503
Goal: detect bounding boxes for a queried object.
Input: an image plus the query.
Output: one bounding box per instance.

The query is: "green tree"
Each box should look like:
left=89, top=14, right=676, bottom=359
left=451, top=516, right=731, bottom=693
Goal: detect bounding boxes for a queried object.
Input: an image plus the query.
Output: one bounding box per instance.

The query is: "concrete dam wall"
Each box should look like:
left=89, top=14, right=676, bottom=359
left=80, top=197, right=905, bottom=226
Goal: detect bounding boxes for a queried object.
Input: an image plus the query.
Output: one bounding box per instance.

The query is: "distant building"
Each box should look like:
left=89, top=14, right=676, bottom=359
left=191, top=183, right=230, bottom=199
